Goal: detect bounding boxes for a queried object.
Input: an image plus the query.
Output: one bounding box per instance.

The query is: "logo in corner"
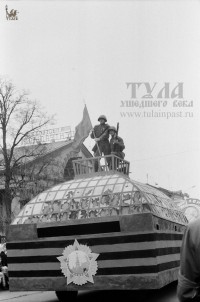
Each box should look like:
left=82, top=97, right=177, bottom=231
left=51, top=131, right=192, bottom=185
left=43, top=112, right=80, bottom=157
left=57, top=239, right=99, bottom=285
left=5, top=5, right=19, bottom=20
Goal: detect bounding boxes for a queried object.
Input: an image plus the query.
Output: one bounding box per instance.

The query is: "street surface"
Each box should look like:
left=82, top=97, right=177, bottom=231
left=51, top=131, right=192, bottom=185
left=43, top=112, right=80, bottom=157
left=0, top=282, right=179, bottom=302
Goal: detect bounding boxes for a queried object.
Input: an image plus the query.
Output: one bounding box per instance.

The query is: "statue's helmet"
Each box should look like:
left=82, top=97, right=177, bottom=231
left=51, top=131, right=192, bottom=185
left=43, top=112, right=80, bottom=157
left=109, top=126, right=117, bottom=132
left=98, top=115, right=107, bottom=122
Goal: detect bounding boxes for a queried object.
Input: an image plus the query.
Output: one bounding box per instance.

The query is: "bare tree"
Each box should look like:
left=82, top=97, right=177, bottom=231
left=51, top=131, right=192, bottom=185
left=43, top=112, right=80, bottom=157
left=0, top=78, right=54, bottom=225
left=11, top=147, right=65, bottom=206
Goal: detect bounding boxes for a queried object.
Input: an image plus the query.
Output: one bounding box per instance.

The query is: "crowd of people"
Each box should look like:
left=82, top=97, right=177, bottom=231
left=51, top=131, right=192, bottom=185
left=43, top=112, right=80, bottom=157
left=90, top=114, right=125, bottom=171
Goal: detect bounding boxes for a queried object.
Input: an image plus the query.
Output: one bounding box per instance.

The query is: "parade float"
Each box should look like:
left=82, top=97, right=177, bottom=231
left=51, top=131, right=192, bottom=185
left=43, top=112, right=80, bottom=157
left=6, top=155, right=188, bottom=301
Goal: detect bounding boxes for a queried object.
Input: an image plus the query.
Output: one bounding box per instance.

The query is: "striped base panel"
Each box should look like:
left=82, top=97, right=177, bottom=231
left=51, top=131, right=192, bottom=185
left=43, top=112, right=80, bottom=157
left=7, top=213, right=184, bottom=291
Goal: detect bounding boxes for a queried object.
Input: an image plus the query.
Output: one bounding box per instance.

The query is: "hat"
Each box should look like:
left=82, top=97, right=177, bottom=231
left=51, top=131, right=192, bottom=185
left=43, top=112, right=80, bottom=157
left=109, top=126, right=117, bottom=132
left=98, top=115, right=107, bottom=122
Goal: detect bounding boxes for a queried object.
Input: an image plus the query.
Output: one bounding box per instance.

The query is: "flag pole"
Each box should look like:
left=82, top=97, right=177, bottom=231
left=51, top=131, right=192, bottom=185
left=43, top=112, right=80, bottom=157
left=72, top=104, right=93, bottom=152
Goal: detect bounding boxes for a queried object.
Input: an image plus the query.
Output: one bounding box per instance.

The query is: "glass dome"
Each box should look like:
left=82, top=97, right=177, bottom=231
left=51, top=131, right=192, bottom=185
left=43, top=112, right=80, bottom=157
left=12, top=173, right=187, bottom=225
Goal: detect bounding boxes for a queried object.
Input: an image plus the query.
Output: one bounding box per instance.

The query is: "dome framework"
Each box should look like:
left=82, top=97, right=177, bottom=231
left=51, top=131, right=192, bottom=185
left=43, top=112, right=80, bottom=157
left=12, top=156, right=187, bottom=225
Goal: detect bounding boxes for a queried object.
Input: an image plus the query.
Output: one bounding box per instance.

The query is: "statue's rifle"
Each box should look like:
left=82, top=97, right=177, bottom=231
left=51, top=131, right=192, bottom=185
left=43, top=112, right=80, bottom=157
left=116, top=122, right=119, bottom=139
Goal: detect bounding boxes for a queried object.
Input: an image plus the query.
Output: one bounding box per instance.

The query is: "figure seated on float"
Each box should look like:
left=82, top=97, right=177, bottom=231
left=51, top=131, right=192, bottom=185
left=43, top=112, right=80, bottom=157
left=108, top=126, right=125, bottom=171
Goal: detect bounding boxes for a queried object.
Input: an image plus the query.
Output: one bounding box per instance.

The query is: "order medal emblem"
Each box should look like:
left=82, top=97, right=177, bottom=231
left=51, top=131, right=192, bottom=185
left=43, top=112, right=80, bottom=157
left=57, top=239, right=99, bottom=285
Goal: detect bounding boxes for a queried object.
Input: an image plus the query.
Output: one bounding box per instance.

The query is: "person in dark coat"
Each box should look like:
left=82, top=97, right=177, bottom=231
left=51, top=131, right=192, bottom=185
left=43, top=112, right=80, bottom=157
left=108, top=126, right=125, bottom=171
left=177, top=218, right=200, bottom=301
left=0, top=251, right=7, bottom=267
left=0, top=245, right=8, bottom=289
left=90, top=115, right=111, bottom=171
left=109, top=126, right=125, bottom=159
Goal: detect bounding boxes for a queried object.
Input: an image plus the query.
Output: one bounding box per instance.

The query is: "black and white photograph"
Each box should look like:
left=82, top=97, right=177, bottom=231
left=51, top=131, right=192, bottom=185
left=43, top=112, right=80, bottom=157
left=0, top=0, right=200, bottom=301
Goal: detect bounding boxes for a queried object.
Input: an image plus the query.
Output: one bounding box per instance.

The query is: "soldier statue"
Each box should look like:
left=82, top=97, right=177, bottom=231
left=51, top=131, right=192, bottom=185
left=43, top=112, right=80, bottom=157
left=109, top=126, right=125, bottom=158
left=90, top=115, right=111, bottom=171
left=108, top=126, right=125, bottom=171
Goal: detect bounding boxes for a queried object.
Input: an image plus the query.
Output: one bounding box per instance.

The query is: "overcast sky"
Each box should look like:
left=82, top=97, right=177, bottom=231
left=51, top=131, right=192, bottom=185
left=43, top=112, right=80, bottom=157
left=0, top=0, right=200, bottom=197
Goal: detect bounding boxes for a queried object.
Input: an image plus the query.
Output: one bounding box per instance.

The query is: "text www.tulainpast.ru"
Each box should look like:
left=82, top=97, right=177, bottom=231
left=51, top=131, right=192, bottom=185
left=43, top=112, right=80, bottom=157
left=120, top=110, right=194, bottom=119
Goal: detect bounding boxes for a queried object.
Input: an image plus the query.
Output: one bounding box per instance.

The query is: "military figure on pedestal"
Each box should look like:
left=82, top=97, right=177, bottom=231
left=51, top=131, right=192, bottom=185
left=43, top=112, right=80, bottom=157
left=90, top=115, right=111, bottom=171
left=109, top=126, right=125, bottom=159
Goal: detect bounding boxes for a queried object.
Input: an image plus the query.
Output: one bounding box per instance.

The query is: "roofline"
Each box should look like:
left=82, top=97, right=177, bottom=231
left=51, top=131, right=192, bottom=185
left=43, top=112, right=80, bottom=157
left=0, top=141, right=93, bottom=171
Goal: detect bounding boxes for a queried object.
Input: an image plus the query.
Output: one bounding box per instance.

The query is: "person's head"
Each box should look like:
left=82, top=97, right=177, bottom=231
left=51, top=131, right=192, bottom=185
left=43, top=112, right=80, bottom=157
left=109, top=126, right=117, bottom=137
left=98, top=115, right=107, bottom=125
